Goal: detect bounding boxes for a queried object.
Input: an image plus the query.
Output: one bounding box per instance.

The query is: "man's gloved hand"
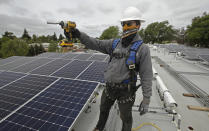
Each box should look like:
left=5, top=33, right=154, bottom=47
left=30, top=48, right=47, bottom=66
left=64, top=28, right=80, bottom=40
left=138, top=97, right=150, bottom=115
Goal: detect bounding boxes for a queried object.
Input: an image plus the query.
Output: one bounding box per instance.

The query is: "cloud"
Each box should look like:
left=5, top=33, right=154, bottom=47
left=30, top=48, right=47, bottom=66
left=0, top=0, right=209, bottom=37
left=0, top=0, right=13, bottom=5
left=0, top=14, right=62, bottom=37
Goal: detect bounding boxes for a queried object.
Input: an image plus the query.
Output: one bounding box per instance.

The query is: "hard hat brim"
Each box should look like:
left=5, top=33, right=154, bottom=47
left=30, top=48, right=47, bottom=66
left=120, top=18, right=145, bottom=23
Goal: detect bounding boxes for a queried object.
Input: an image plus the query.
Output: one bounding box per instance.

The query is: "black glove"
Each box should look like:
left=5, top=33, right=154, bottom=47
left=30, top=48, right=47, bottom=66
left=64, top=28, right=80, bottom=40
left=138, top=97, right=150, bottom=115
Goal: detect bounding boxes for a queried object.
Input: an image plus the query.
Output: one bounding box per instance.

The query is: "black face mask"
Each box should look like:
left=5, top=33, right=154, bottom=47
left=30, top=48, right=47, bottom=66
left=122, top=33, right=136, bottom=47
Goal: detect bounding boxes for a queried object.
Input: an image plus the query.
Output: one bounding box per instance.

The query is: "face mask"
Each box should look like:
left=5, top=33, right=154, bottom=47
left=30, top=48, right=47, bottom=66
left=122, top=33, right=136, bottom=47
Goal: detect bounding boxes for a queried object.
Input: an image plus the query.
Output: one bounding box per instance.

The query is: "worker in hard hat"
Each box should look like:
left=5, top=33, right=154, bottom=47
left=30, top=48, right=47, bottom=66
left=66, top=6, right=153, bottom=131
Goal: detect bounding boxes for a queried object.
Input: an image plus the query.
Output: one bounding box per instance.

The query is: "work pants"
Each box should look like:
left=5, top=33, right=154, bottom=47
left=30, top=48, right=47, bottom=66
left=96, top=87, right=135, bottom=131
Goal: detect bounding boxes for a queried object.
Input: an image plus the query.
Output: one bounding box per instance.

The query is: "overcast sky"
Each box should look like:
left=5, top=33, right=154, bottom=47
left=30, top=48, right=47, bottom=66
left=0, top=0, right=209, bottom=38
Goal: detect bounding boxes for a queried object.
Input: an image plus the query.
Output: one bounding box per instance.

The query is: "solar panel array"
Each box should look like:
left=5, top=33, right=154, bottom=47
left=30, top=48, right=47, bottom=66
left=0, top=57, right=37, bottom=71
left=199, top=55, right=209, bottom=63
left=0, top=79, right=98, bottom=131
left=11, top=58, right=53, bottom=73
left=0, top=56, right=23, bottom=66
left=158, top=44, right=209, bottom=60
left=0, top=52, right=108, bottom=130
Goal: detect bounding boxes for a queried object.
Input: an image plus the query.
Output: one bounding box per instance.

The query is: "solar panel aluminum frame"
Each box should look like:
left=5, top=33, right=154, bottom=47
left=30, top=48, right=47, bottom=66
left=67, top=82, right=100, bottom=131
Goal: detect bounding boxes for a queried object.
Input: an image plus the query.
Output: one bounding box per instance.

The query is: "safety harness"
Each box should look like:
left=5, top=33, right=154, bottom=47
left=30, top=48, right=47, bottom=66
left=107, top=39, right=143, bottom=103
left=109, top=38, right=143, bottom=88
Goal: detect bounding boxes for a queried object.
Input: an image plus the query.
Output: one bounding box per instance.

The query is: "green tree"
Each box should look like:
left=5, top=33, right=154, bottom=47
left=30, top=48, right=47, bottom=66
left=48, top=42, right=58, bottom=52
left=1, top=39, right=29, bottom=58
left=2, top=31, right=16, bottom=39
left=27, top=45, right=35, bottom=56
left=138, top=28, right=145, bottom=40
left=58, top=34, right=64, bottom=41
left=144, top=21, right=176, bottom=44
left=185, top=12, right=209, bottom=47
left=34, top=44, right=39, bottom=55
left=21, top=28, right=31, bottom=40
left=39, top=44, right=45, bottom=54
left=100, top=26, right=120, bottom=40
left=52, top=32, right=57, bottom=41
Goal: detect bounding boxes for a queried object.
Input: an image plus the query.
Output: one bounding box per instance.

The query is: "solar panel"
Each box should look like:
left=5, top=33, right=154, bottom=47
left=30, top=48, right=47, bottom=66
left=78, top=61, right=108, bottom=83
left=30, top=59, right=72, bottom=75
left=0, top=79, right=98, bottom=131
left=199, top=54, right=209, bottom=63
left=61, top=53, right=79, bottom=59
left=0, top=72, right=26, bottom=88
left=0, top=57, right=37, bottom=71
left=37, top=52, right=55, bottom=58
left=0, top=56, right=23, bottom=66
left=73, top=53, right=93, bottom=60
left=48, top=53, right=66, bottom=58
left=0, top=75, right=57, bottom=121
left=52, top=60, right=92, bottom=79
left=88, top=54, right=108, bottom=61
left=11, top=58, right=53, bottom=73
left=104, top=56, right=110, bottom=62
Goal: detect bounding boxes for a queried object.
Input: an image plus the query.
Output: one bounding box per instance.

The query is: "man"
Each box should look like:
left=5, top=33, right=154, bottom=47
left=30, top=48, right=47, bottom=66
left=66, top=6, right=153, bottom=131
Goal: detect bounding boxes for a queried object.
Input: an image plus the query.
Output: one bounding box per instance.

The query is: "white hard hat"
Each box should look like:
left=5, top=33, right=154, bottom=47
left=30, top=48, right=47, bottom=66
left=120, top=6, right=145, bottom=22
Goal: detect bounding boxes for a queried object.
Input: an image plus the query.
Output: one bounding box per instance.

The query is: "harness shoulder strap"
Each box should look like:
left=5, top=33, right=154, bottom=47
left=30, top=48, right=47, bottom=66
left=112, top=39, right=120, bottom=50
left=109, top=39, right=120, bottom=63
left=126, top=40, right=143, bottom=69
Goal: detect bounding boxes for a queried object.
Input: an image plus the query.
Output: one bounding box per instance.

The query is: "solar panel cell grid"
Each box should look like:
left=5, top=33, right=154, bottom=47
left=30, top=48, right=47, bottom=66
left=0, top=75, right=57, bottom=121
left=11, top=58, right=53, bottom=73
left=199, top=55, right=209, bottom=63
left=61, top=53, right=79, bottom=59
left=73, top=53, right=93, bottom=60
left=0, top=56, right=22, bottom=66
left=88, top=54, right=108, bottom=61
left=78, top=61, right=108, bottom=83
left=0, top=79, right=98, bottom=131
left=0, top=72, right=25, bottom=88
left=30, top=59, right=71, bottom=75
left=37, top=52, right=55, bottom=57
left=48, top=53, right=66, bottom=58
left=52, top=60, right=92, bottom=79
left=0, top=57, right=37, bottom=71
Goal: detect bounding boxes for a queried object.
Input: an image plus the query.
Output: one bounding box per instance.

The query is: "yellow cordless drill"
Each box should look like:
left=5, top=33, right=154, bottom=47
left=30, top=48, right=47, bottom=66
left=47, top=21, right=76, bottom=42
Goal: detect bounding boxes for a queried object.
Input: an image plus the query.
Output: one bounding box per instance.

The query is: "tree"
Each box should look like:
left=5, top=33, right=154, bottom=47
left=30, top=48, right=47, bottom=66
left=34, top=44, right=39, bottom=55
left=185, top=12, right=209, bottom=47
left=144, top=21, right=176, bottom=44
left=21, top=28, right=31, bottom=40
left=27, top=45, right=35, bottom=56
left=0, top=39, right=29, bottom=58
left=2, top=31, right=16, bottom=39
left=52, top=32, right=57, bottom=41
left=48, top=42, right=58, bottom=52
left=100, top=26, right=120, bottom=40
left=39, top=44, right=45, bottom=54
left=58, top=34, right=64, bottom=41
left=138, top=28, right=145, bottom=40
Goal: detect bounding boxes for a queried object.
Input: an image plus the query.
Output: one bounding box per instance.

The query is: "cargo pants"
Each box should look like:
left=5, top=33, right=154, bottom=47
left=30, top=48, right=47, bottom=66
left=95, top=86, right=136, bottom=131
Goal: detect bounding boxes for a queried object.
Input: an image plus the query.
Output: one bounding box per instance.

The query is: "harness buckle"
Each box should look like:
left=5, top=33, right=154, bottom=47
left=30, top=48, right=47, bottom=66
left=129, top=64, right=135, bottom=69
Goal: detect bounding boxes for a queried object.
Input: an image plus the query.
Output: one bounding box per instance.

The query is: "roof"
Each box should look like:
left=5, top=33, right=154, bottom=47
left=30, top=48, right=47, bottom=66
left=0, top=45, right=209, bottom=131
